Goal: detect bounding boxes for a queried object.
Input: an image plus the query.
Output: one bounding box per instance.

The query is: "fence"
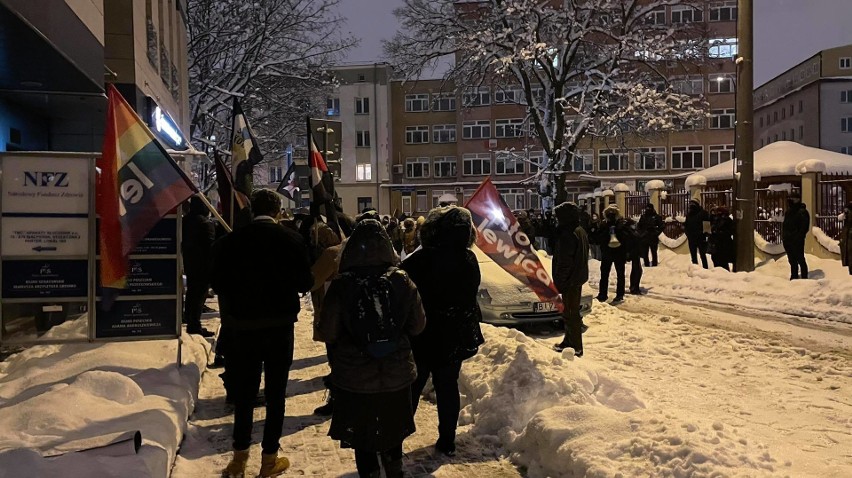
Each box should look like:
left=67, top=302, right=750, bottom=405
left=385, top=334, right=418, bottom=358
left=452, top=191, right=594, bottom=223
left=700, top=189, right=733, bottom=210
left=659, top=191, right=690, bottom=240
left=817, top=172, right=851, bottom=240
left=625, top=191, right=649, bottom=219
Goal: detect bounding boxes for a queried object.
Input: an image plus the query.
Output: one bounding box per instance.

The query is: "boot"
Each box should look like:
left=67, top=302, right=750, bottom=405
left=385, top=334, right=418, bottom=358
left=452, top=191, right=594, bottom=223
left=222, top=448, right=250, bottom=478
left=313, top=389, right=333, bottom=416
left=259, top=451, right=290, bottom=478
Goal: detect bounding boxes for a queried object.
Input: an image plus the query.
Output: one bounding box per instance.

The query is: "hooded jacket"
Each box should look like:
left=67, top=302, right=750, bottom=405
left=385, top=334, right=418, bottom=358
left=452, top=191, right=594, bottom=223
left=400, top=207, right=485, bottom=366
left=782, top=201, right=810, bottom=248
left=592, top=205, right=633, bottom=261
left=684, top=201, right=710, bottom=241
left=637, top=206, right=665, bottom=245
left=552, top=202, right=590, bottom=291
left=318, top=220, right=426, bottom=393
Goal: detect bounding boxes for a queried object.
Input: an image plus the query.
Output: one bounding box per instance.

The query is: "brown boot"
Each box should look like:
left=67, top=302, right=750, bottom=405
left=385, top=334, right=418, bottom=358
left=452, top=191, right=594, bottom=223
left=222, top=448, right=250, bottom=478
left=259, top=451, right=290, bottom=477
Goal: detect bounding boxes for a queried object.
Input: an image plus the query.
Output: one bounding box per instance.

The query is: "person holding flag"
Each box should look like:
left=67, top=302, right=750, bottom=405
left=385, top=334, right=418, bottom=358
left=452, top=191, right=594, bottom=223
left=230, top=98, right=265, bottom=227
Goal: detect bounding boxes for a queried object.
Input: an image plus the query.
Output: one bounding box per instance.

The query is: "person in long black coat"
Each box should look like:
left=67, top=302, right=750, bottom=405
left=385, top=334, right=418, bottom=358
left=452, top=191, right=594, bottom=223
left=591, top=205, right=633, bottom=302
left=708, top=206, right=735, bottom=271
left=637, top=203, right=665, bottom=267
left=552, top=202, right=589, bottom=355
left=400, top=206, right=484, bottom=457
left=841, top=202, right=852, bottom=276
left=684, top=200, right=710, bottom=269
left=182, top=196, right=216, bottom=337
left=782, top=194, right=810, bottom=279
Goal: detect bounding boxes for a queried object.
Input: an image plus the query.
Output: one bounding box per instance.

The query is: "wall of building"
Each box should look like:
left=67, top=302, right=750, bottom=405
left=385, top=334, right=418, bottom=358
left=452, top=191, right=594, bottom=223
left=64, top=0, right=104, bottom=45
left=820, top=80, right=852, bottom=153
left=0, top=99, right=49, bottom=150
left=754, top=83, right=819, bottom=149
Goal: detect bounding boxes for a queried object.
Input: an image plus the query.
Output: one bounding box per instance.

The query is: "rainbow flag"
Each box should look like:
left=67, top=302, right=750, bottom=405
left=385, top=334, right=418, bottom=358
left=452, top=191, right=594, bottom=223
left=98, top=84, right=197, bottom=292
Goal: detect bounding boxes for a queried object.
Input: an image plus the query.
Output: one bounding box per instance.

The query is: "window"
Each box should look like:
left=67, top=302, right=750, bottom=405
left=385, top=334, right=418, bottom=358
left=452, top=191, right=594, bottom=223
left=433, top=156, right=457, bottom=178
left=842, top=91, right=852, bottom=103
left=463, top=86, right=490, bottom=107
left=401, top=195, right=412, bottom=215
left=671, top=146, right=704, bottom=169
left=709, top=38, right=738, bottom=58
left=781, top=107, right=785, bottom=119
left=759, top=116, right=764, bottom=127
left=356, top=163, right=372, bottom=181
left=708, top=145, right=735, bottom=167
left=842, top=147, right=852, bottom=155
left=637, top=147, right=667, bottom=170
left=799, top=100, right=803, bottom=113
left=799, top=125, right=804, bottom=138
left=326, top=98, right=340, bottom=116
left=357, top=74, right=366, bottom=82
left=646, top=7, right=665, bottom=25
left=530, top=86, right=545, bottom=103
left=495, top=152, right=525, bottom=175
left=709, top=74, right=735, bottom=93
left=597, top=149, right=629, bottom=171
left=462, top=120, right=491, bottom=139
left=571, top=149, right=594, bottom=172
left=495, top=118, right=525, bottom=138
left=355, top=97, right=370, bottom=114
left=528, top=150, right=545, bottom=173
left=760, top=139, right=764, bottom=147
left=671, top=5, right=702, bottom=23
left=500, top=188, right=526, bottom=210
left=405, top=94, right=430, bottom=112
left=269, top=166, right=283, bottom=182
left=416, top=191, right=428, bottom=212
left=405, top=157, right=430, bottom=178
left=840, top=57, right=852, bottom=69
left=357, top=197, right=373, bottom=212
left=432, top=190, right=456, bottom=208
left=672, top=75, right=704, bottom=95
left=791, top=128, right=795, bottom=140
left=494, top=86, right=524, bottom=104
left=710, top=1, right=737, bottom=21
left=774, top=134, right=778, bottom=142
left=405, top=125, right=429, bottom=144
left=782, top=131, right=787, bottom=140
left=710, top=109, right=736, bottom=129
left=774, top=111, right=778, bottom=122
left=843, top=118, right=852, bottom=132
left=432, top=93, right=456, bottom=111
left=790, top=104, right=794, bottom=116
left=462, top=153, right=491, bottom=176
left=356, top=130, right=371, bottom=147
left=432, top=124, right=457, bottom=143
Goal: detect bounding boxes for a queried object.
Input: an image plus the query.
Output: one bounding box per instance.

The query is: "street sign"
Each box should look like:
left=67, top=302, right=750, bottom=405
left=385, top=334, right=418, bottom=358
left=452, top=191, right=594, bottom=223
left=1, top=216, right=88, bottom=256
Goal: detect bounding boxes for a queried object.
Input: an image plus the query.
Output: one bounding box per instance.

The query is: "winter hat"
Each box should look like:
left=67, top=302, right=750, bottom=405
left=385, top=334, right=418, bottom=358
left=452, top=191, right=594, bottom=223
left=554, top=201, right=580, bottom=227
left=603, top=204, right=620, bottom=219
left=338, top=219, right=398, bottom=272
left=644, top=202, right=655, bottom=210
left=312, top=222, right=341, bottom=250
left=419, top=206, right=477, bottom=249
left=689, top=199, right=700, bottom=207
left=403, top=218, right=416, bottom=230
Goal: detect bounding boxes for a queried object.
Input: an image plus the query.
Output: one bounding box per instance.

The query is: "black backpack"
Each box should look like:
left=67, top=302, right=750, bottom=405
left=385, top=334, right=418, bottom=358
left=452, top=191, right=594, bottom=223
left=341, top=268, right=405, bottom=358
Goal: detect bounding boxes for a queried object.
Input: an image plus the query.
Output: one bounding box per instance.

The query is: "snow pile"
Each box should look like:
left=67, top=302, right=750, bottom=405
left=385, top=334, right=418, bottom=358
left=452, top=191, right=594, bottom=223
left=601, top=189, right=614, bottom=197
left=795, top=159, right=826, bottom=175
left=700, top=141, right=852, bottom=181
left=613, top=183, right=631, bottom=192
left=459, top=317, right=784, bottom=477
left=812, top=226, right=841, bottom=254
left=659, top=232, right=687, bottom=249
left=0, top=329, right=209, bottom=478
left=643, top=179, right=666, bottom=192
left=754, top=230, right=785, bottom=255
left=684, top=174, right=707, bottom=187
left=767, top=183, right=794, bottom=193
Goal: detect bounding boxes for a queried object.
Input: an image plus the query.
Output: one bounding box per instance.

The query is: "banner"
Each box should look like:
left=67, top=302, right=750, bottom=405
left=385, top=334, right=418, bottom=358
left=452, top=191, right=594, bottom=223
left=464, top=178, right=562, bottom=309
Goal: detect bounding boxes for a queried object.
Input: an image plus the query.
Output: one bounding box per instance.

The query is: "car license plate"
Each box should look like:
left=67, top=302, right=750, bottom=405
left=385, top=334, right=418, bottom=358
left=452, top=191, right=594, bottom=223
left=534, top=302, right=556, bottom=313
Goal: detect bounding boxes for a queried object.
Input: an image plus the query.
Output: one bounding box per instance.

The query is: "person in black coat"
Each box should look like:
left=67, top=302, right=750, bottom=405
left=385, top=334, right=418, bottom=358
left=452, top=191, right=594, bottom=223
left=400, top=206, right=484, bottom=457
left=182, top=196, right=216, bottom=337
left=551, top=202, right=589, bottom=355
left=684, top=199, right=710, bottom=269
left=637, top=203, right=665, bottom=267
left=213, top=189, right=314, bottom=478
left=708, top=206, right=735, bottom=271
left=782, top=194, right=810, bottom=280
left=626, top=217, right=644, bottom=295
left=841, top=202, right=852, bottom=275
left=591, top=205, right=633, bottom=302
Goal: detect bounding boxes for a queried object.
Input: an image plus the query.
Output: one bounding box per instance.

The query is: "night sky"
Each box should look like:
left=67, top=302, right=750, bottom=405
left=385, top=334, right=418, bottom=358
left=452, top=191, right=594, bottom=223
left=336, top=0, right=852, bottom=85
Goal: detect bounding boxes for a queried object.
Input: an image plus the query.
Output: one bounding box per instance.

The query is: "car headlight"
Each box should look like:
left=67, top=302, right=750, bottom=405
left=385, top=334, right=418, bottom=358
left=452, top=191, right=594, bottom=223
left=478, top=288, right=492, bottom=304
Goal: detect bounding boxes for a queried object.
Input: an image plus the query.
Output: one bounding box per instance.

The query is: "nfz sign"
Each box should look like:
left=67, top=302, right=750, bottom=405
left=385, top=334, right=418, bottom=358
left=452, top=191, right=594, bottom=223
left=23, top=172, right=70, bottom=188
left=2, top=157, right=88, bottom=214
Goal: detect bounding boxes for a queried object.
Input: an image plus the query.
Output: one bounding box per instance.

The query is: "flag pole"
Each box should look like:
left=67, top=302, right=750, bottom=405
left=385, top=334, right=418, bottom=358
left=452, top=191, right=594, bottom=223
left=195, top=192, right=232, bottom=233
left=229, top=98, right=238, bottom=228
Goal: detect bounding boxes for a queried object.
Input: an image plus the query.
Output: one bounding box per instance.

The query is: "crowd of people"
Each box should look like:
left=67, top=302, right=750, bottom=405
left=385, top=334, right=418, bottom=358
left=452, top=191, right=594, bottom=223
left=177, top=188, right=852, bottom=478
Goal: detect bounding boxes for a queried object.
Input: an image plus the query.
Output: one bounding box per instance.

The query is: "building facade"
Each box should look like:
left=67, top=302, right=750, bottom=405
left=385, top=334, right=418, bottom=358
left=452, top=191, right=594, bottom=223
left=754, top=44, right=852, bottom=155
left=0, top=0, right=190, bottom=154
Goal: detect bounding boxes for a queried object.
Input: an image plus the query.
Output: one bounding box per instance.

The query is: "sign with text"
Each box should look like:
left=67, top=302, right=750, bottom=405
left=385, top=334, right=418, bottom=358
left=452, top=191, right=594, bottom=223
left=1, top=216, right=89, bottom=256
left=96, top=258, right=177, bottom=296
left=95, top=299, right=178, bottom=338
left=131, top=218, right=178, bottom=255
left=1, top=156, right=89, bottom=214
left=1, top=259, right=88, bottom=299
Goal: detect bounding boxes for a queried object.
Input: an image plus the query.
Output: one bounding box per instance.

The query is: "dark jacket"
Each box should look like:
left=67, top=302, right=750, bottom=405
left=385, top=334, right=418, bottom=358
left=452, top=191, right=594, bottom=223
left=552, top=202, right=590, bottom=291
left=318, top=220, right=426, bottom=393
left=684, top=203, right=710, bottom=242
left=782, top=202, right=810, bottom=248
left=637, top=210, right=665, bottom=245
left=181, top=212, right=216, bottom=278
left=592, top=217, right=633, bottom=262
left=211, top=217, right=313, bottom=330
left=401, top=206, right=484, bottom=366
left=709, top=212, right=735, bottom=262
left=841, top=213, right=852, bottom=267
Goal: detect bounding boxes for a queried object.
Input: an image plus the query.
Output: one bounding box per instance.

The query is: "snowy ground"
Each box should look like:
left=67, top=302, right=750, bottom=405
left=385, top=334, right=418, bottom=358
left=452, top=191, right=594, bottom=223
left=1, top=249, right=850, bottom=477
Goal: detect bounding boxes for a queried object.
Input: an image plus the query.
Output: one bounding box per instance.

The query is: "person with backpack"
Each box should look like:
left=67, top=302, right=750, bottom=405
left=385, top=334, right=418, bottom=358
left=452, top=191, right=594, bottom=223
left=401, top=206, right=484, bottom=457
left=318, top=219, right=426, bottom=478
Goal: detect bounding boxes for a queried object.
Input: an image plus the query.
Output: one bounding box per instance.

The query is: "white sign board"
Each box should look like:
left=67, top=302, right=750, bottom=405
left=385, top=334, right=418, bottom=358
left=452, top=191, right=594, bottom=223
left=600, top=179, right=637, bottom=191
left=1, top=156, right=89, bottom=214
left=1, top=217, right=88, bottom=256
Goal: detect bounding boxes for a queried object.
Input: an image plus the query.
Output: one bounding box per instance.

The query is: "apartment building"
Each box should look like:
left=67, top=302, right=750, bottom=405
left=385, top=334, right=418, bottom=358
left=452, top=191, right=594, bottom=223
left=754, top=44, right=852, bottom=155
left=388, top=1, right=738, bottom=214
left=0, top=0, right=190, bottom=153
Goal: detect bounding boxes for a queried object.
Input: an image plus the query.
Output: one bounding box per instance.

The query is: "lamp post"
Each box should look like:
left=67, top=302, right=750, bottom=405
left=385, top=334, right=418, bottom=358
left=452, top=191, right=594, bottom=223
left=734, top=0, right=755, bottom=272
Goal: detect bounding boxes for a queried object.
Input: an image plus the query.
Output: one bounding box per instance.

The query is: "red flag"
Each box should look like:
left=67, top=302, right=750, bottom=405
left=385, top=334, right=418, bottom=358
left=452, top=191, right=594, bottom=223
left=307, top=117, right=341, bottom=236
left=464, top=178, right=562, bottom=309
left=98, top=84, right=197, bottom=291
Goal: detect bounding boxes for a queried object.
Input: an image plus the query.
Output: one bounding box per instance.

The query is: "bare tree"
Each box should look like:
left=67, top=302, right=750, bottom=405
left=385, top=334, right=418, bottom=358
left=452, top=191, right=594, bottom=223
left=187, top=0, right=356, bottom=161
left=386, top=0, right=713, bottom=203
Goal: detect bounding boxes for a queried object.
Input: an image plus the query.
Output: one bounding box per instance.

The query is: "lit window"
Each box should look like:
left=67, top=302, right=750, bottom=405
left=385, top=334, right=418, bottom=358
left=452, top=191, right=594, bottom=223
left=326, top=98, right=340, bottom=116
left=356, top=163, right=372, bottom=181
left=708, top=74, right=735, bottom=93
left=709, top=38, right=738, bottom=58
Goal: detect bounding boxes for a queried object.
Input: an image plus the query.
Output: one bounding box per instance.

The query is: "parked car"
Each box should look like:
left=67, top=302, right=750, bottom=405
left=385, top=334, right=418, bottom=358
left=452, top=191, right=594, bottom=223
left=473, top=247, right=593, bottom=326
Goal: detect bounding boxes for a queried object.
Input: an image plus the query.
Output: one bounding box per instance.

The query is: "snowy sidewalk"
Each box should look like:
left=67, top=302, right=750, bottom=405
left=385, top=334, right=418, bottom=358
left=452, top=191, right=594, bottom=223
left=171, top=298, right=521, bottom=478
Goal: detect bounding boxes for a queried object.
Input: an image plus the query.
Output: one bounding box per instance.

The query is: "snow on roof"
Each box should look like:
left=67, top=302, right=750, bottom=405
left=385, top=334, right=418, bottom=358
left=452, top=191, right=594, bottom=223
left=699, top=141, right=852, bottom=181
left=795, top=159, right=826, bottom=175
